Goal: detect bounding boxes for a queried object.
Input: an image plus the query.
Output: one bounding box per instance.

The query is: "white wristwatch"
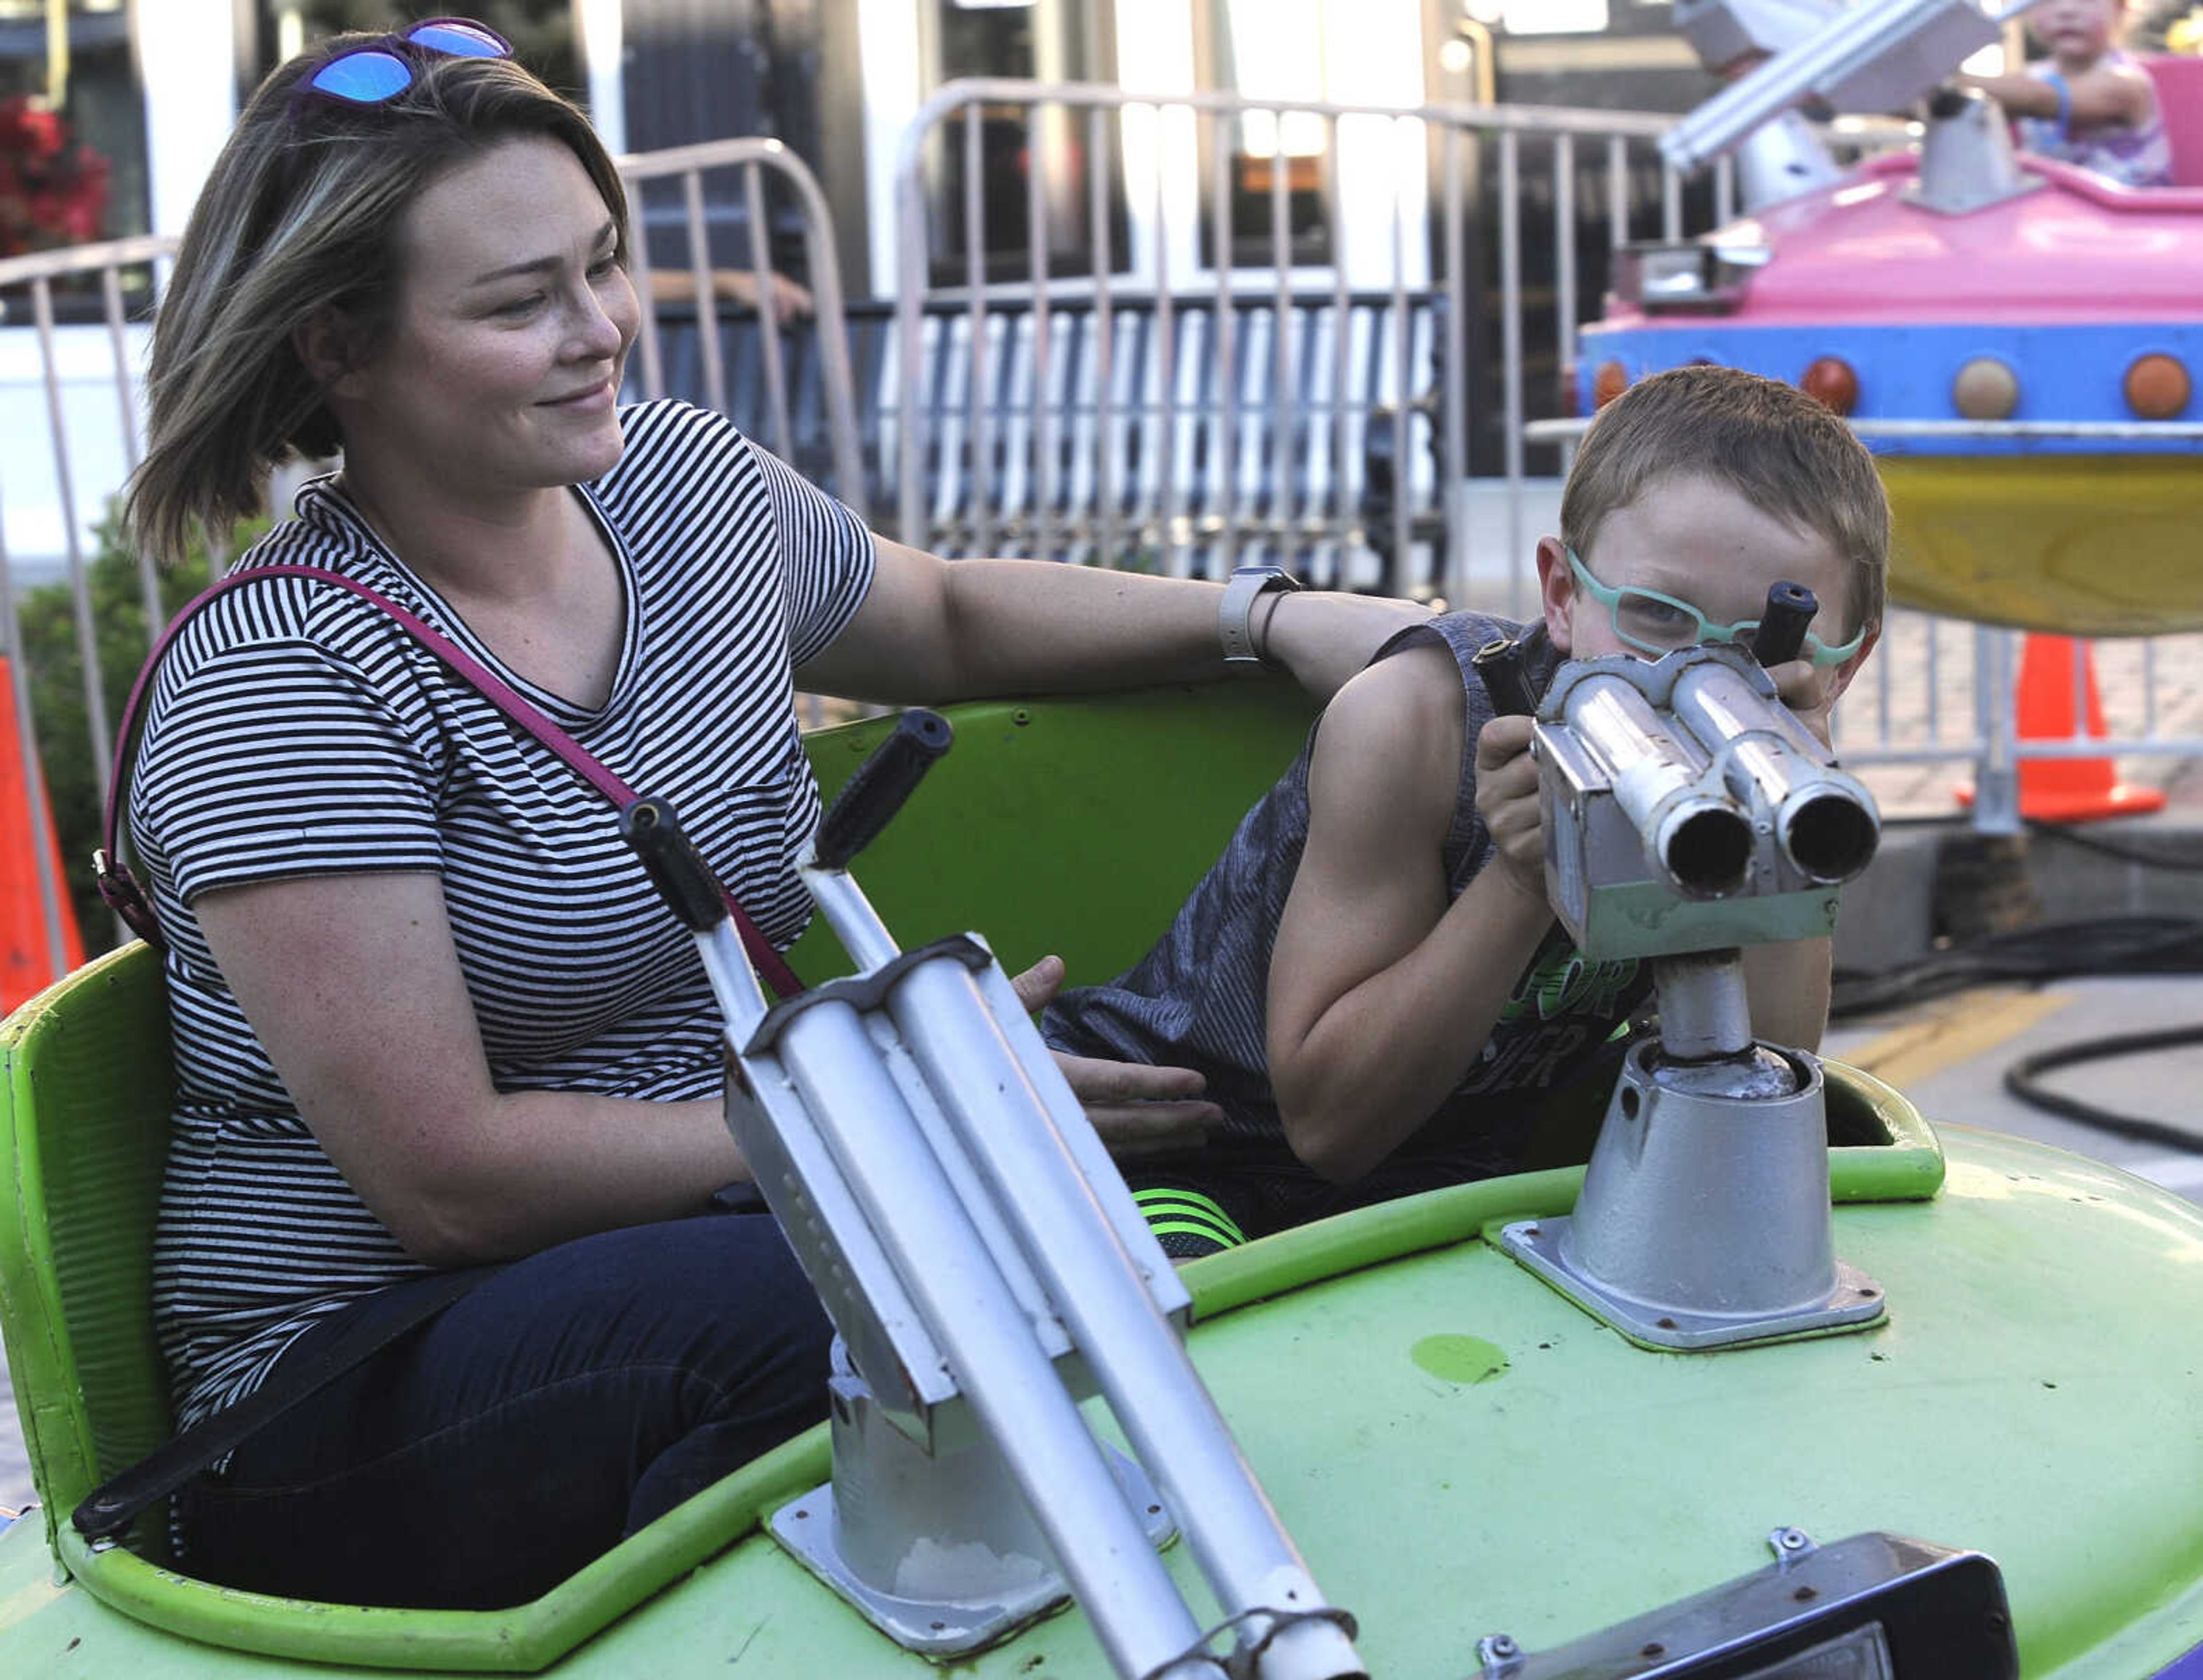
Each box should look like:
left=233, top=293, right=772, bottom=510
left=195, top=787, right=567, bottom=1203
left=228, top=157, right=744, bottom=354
left=1218, top=565, right=1303, bottom=666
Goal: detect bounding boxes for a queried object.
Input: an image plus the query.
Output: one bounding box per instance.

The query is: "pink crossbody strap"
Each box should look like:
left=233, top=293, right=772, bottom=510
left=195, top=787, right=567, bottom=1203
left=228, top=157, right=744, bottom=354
left=96, top=562, right=804, bottom=1000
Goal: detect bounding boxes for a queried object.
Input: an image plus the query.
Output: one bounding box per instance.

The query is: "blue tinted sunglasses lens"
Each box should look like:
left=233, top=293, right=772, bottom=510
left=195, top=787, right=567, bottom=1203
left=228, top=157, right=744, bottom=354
left=405, top=20, right=509, bottom=56
left=309, top=49, right=416, bottom=104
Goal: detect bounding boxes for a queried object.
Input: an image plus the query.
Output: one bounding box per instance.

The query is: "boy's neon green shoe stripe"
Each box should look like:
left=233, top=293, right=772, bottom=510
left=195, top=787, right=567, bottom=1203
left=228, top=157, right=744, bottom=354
left=1132, top=1187, right=1246, bottom=1248
left=1147, top=1219, right=1245, bottom=1249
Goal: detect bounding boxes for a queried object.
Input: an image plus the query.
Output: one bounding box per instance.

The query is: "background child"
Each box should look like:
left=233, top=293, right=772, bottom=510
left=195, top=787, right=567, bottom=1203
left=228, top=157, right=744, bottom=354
left=1960, top=0, right=2173, bottom=187
left=1041, top=366, right=1889, bottom=1258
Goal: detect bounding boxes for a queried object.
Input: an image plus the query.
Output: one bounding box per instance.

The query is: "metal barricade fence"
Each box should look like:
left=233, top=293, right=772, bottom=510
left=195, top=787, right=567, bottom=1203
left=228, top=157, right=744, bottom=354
left=892, top=79, right=1682, bottom=590
left=618, top=138, right=867, bottom=519
left=886, top=80, right=1908, bottom=591
left=0, top=138, right=862, bottom=990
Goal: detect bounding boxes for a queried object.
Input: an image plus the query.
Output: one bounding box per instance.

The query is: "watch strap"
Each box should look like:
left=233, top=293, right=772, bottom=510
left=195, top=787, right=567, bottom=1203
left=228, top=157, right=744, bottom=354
left=1218, top=566, right=1303, bottom=665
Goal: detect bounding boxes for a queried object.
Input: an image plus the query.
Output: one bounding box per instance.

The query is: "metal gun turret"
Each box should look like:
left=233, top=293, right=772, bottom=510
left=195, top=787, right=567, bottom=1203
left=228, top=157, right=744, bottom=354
left=625, top=715, right=1364, bottom=1680
left=1534, top=644, right=1879, bottom=961
left=1500, top=614, right=1891, bottom=1352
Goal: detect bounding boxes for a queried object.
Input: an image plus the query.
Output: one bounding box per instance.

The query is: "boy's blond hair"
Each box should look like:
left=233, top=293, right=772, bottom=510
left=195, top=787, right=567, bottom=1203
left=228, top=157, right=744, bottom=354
left=1560, top=365, right=1889, bottom=638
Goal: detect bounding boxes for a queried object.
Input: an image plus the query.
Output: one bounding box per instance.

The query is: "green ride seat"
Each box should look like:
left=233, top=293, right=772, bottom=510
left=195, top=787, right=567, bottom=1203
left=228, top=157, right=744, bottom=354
left=0, top=939, right=176, bottom=1557
left=785, top=687, right=1317, bottom=986
left=0, top=681, right=1316, bottom=1667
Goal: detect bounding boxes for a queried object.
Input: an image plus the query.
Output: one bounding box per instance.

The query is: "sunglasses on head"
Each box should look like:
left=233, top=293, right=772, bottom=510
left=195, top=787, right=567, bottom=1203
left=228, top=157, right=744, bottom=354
left=290, top=17, right=511, bottom=118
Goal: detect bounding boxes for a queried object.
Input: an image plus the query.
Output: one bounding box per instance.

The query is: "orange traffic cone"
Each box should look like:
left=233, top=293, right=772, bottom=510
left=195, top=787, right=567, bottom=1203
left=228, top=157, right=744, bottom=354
left=0, top=664, right=85, bottom=1014
left=1959, top=634, right=2168, bottom=823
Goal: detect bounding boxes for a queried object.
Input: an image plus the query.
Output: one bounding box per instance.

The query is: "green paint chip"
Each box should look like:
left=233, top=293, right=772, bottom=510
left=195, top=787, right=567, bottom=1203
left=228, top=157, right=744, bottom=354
left=1412, top=1334, right=1508, bottom=1385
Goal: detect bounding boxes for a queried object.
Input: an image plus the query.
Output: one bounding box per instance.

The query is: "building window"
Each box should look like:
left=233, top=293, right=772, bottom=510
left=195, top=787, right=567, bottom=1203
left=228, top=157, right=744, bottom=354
left=918, top=0, right=1131, bottom=286
left=1192, top=0, right=1334, bottom=271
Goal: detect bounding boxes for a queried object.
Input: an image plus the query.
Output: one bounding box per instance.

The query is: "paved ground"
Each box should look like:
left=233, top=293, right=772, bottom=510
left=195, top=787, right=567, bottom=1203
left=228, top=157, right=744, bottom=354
left=0, top=1371, right=21, bottom=1515
left=1827, top=976, right=2203, bottom=1203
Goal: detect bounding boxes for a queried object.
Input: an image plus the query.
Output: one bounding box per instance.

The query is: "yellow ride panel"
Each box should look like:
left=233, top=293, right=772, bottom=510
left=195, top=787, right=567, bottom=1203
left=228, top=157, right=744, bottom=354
left=1882, top=454, right=2203, bottom=637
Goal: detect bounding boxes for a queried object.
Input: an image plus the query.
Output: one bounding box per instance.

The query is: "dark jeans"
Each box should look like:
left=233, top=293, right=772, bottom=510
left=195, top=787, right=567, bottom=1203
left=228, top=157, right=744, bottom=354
left=175, top=1213, right=835, bottom=1609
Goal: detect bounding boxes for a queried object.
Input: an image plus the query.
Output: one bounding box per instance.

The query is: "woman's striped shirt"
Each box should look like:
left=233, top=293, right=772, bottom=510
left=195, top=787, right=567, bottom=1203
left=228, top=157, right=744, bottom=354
left=131, top=400, right=876, bottom=1432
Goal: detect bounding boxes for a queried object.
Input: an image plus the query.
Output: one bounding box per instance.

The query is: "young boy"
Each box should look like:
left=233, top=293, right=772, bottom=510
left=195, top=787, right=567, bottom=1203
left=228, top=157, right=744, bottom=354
left=1041, top=365, right=1889, bottom=1257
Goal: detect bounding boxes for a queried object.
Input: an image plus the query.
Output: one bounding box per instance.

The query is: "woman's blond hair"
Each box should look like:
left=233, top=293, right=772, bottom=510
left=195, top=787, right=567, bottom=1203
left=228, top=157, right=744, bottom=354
left=1560, top=364, right=1890, bottom=638
left=126, top=41, right=629, bottom=566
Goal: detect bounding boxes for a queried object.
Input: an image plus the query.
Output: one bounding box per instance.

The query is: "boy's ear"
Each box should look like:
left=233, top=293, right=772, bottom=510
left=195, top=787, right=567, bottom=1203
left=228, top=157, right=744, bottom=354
left=294, top=307, right=369, bottom=396
left=1820, top=619, right=1882, bottom=707
left=1535, top=535, right=1577, bottom=654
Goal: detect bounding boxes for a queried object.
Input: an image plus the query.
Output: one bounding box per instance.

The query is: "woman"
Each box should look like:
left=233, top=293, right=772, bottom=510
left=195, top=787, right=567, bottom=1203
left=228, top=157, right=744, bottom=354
left=124, top=21, right=1420, bottom=1609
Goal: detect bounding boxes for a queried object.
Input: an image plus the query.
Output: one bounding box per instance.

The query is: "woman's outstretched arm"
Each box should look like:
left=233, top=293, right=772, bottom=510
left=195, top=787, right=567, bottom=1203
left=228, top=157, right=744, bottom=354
left=793, top=537, right=1430, bottom=705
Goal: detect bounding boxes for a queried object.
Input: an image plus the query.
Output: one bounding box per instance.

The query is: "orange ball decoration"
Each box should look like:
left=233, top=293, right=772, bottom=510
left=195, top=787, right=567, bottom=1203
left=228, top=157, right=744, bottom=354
left=1799, top=356, right=1859, bottom=416
left=2125, top=353, right=2190, bottom=420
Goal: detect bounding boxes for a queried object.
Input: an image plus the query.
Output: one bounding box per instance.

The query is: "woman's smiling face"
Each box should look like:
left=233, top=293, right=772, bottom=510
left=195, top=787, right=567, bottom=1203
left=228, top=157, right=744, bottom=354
left=328, top=134, right=640, bottom=504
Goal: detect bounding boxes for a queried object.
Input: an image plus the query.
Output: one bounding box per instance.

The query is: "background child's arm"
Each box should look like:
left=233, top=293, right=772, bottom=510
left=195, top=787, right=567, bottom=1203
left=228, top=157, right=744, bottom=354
left=1265, top=646, right=1554, bottom=1183
left=1959, top=61, right=2156, bottom=130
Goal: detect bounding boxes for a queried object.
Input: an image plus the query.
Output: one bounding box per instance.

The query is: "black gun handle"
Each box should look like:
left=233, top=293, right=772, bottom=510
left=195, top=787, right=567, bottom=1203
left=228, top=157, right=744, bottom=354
left=1474, top=636, right=1541, bottom=718
left=1754, top=582, right=1818, bottom=668
left=813, top=708, right=955, bottom=872
left=621, top=797, right=727, bottom=933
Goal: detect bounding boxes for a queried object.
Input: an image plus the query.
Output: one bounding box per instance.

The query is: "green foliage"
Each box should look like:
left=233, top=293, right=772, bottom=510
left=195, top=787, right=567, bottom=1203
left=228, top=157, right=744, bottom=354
left=17, top=508, right=259, bottom=951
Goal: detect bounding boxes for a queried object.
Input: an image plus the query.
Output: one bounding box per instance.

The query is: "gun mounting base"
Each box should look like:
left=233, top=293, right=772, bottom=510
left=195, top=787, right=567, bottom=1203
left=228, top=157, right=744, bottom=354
left=1499, top=1037, right=1886, bottom=1351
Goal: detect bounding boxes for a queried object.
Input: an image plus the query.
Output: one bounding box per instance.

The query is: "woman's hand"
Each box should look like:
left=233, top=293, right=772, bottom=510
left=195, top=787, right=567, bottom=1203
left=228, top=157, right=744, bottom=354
left=1011, top=954, right=1223, bottom=1160
left=1259, top=590, right=1436, bottom=701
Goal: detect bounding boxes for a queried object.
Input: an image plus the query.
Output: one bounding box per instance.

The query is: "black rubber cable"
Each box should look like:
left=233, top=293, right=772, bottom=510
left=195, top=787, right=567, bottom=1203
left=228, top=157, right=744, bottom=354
left=2002, top=1024, right=2203, bottom=1155
left=2024, top=821, right=2203, bottom=872
left=1831, top=916, right=2203, bottom=1018
left=1831, top=917, right=2203, bottom=1155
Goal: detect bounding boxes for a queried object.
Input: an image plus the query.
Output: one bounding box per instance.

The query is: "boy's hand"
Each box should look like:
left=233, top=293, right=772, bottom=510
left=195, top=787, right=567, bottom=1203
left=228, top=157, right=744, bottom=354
left=1011, top=955, right=1225, bottom=1160
left=1473, top=714, right=1548, bottom=907
left=1763, top=658, right=1837, bottom=749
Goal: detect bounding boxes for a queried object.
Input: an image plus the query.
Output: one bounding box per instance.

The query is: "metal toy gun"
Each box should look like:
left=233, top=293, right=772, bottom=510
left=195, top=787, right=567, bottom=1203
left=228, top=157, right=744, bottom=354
left=622, top=715, right=1364, bottom=1680
left=1496, top=585, right=1893, bottom=1352
left=1534, top=637, right=1878, bottom=964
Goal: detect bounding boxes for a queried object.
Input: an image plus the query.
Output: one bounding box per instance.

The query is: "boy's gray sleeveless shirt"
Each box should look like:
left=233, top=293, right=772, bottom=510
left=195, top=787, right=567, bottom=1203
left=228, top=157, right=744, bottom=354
left=1044, top=610, right=1649, bottom=1157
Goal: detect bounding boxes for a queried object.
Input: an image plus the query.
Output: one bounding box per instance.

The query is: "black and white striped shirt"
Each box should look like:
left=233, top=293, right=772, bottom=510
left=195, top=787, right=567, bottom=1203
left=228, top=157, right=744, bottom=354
left=133, top=401, right=875, bottom=1430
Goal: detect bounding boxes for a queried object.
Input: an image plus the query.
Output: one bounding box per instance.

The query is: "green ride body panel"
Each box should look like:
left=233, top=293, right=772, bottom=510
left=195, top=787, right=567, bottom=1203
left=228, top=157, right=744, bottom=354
left=5, top=1122, right=2201, bottom=1678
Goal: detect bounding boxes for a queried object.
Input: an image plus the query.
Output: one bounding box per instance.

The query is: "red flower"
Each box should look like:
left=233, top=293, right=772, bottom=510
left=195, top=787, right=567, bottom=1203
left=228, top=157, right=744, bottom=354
left=0, top=96, right=110, bottom=258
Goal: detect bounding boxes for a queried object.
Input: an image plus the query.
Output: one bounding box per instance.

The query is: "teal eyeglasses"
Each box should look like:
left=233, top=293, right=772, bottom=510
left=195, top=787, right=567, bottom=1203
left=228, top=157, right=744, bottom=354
left=1566, top=548, right=1865, bottom=667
